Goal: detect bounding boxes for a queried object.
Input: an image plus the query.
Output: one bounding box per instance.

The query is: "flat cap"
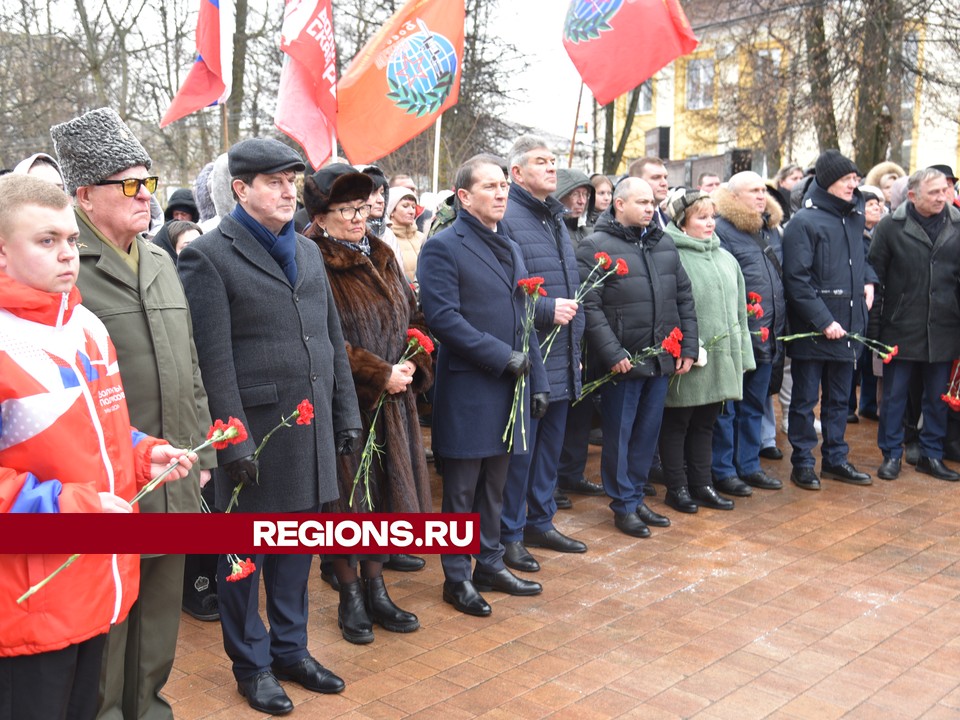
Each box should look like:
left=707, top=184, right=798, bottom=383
left=228, top=138, right=305, bottom=177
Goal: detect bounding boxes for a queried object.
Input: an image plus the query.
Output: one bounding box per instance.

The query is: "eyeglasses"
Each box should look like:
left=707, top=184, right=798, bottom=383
left=332, top=204, right=372, bottom=220
left=96, top=176, right=159, bottom=197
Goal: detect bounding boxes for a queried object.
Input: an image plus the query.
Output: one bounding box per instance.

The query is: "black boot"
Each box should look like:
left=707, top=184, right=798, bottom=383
left=338, top=580, right=374, bottom=644
left=363, top=576, right=420, bottom=633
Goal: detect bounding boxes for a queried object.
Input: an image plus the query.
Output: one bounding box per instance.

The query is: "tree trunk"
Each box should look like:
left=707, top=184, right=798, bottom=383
left=803, top=3, right=839, bottom=151
left=853, top=0, right=898, bottom=168
left=602, top=87, right=640, bottom=174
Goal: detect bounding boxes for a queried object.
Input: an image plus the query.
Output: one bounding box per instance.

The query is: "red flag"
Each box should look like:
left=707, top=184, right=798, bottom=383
left=274, top=0, right=338, bottom=168
left=161, top=0, right=234, bottom=128
left=336, top=0, right=465, bottom=164
left=563, top=0, right=698, bottom=106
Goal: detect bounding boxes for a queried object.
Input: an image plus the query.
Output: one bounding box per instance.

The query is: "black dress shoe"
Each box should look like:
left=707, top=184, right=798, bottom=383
left=558, top=476, right=605, bottom=496
left=588, top=427, right=603, bottom=446
left=713, top=476, right=753, bottom=497
left=821, top=462, right=872, bottom=485
left=689, top=485, right=735, bottom=510
left=636, top=504, right=670, bottom=527
left=523, top=528, right=587, bottom=553
left=613, top=511, right=651, bottom=538
left=916, top=456, right=960, bottom=481
left=740, top=470, right=782, bottom=490
left=847, top=413, right=859, bottom=424
left=442, top=580, right=491, bottom=616
left=643, top=483, right=657, bottom=497
left=759, top=446, right=784, bottom=460
left=272, top=656, right=345, bottom=694
left=503, top=541, right=540, bottom=572
left=238, top=671, right=294, bottom=714
left=472, top=567, right=542, bottom=596
left=664, top=487, right=698, bottom=513
left=553, top=488, right=573, bottom=510
left=384, top=554, right=426, bottom=572
left=791, top=466, right=820, bottom=490
left=877, top=456, right=901, bottom=480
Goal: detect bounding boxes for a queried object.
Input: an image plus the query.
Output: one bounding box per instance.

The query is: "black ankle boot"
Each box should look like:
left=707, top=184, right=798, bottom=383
left=338, top=580, right=374, bottom=644
left=363, top=576, right=419, bottom=633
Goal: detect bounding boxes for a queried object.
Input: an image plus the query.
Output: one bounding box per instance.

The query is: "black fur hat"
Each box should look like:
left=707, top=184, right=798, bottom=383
left=303, top=163, right=375, bottom=219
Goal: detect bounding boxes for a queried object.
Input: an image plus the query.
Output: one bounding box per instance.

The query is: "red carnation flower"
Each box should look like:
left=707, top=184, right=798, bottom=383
left=669, top=327, right=683, bottom=341
left=662, top=336, right=682, bottom=358
left=760, top=327, right=770, bottom=342
left=594, top=251, right=613, bottom=270
left=407, top=328, right=435, bottom=355
left=207, top=417, right=248, bottom=450
left=296, top=399, right=314, bottom=425
left=518, top=277, right=547, bottom=297
left=615, top=258, right=629, bottom=275
left=748, top=291, right=762, bottom=304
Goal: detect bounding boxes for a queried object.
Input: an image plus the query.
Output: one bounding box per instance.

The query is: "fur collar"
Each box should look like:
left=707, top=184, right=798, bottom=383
left=714, top=186, right=783, bottom=234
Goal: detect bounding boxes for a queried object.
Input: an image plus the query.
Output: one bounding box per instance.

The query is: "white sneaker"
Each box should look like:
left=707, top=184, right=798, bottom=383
left=780, top=417, right=822, bottom=435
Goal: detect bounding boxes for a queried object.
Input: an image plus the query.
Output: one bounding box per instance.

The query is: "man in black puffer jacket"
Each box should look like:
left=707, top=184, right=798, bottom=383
left=498, top=136, right=587, bottom=572
left=783, top=150, right=876, bottom=491
left=577, top=177, right=698, bottom=538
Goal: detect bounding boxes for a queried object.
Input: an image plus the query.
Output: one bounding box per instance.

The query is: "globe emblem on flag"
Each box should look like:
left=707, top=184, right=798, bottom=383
left=385, top=22, right=458, bottom=117
left=564, top=0, right=624, bottom=43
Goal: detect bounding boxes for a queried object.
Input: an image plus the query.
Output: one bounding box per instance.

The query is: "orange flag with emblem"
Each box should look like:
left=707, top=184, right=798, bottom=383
left=336, top=0, right=465, bottom=164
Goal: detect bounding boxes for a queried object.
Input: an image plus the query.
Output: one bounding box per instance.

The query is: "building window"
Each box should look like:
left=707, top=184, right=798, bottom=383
left=686, top=58, right=714, bottom=110
left=638, top=79, right=653, bottom=114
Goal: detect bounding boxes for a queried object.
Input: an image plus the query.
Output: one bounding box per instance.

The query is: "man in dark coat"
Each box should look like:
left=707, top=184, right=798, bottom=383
left=782, top=150, right=876, bottom=491
left=178, top=138, right=361, bottom=715
left=418, top=156, right=548, bottom=617
left=869, top=167, right=960, bottom=481
left=711, top=172, right=786, bottom=496
left=497, top=136, right=587, bottom=575
left=51, top=107, right=214, bottom=720
left=576, top=177, right=698, bottom=538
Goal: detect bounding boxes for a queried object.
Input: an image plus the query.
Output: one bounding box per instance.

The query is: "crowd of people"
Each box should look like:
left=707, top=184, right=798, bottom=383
left=2, top=107, right=960, bottom=719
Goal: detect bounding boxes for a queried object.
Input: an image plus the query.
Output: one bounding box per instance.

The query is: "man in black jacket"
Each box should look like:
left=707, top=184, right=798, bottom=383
left=782, top=150, right=875, bottom=491
left=869, top=167, right=960, bottom=481
left=576, top=178, right=698, bottom=537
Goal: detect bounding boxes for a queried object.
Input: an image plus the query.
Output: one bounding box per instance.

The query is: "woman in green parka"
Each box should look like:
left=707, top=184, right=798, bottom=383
left=658, top=189, right=755, bottom=514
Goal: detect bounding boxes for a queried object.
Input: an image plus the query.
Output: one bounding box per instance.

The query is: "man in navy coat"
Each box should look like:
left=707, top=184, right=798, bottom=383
left=179, top=138, right=362, bottom=714
left=418, top=156, right=549, bottom=616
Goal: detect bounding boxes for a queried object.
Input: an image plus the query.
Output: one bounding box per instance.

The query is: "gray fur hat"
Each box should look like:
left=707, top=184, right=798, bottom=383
left=50, top=108, right=152, bottom=195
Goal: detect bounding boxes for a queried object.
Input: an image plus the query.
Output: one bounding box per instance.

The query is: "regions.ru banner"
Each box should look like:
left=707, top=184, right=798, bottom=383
left=0, top=513, right=479, bottom=554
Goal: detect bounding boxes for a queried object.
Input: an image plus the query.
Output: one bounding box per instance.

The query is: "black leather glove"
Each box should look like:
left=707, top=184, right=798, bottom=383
left=223, top=456, right=258, bottom=487
left=336, top=429, right=362, bottom=455
left=504, top=351, right=530, bottom=378
left=531, top=392, right=550, bottom=419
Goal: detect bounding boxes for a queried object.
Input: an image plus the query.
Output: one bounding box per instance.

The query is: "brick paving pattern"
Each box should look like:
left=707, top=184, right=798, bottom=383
left=169, top=416, right=960, bottom=718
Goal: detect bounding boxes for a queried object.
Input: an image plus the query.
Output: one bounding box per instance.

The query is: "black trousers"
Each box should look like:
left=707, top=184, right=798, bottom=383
left=1, top=633, right=106, bottom=720
left=659, top=403, right=722, bottom=490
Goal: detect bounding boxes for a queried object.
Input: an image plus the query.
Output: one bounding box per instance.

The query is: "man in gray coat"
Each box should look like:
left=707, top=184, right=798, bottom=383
left=178, top=138, right=362, bottom=715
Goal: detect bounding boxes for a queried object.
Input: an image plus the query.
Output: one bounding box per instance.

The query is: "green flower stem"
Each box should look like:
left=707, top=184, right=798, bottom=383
left=574, top=346, right=661, bottom=405
left=350, top=342, right=426, bottom=511
left=504, top=293, right=540, bottom=453
left=540, top=260, right=616, bottom=364
left=17, top=553, right=80, bottom=604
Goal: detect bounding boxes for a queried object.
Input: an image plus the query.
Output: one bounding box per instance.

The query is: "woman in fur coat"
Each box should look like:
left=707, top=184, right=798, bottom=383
left=303, top=165, right=433, bottom=644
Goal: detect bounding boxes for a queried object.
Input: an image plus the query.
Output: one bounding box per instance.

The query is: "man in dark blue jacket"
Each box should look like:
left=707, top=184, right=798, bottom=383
left=782, top=150, right=875, bottom=490
left=497, top=136, right=588, bottom=574
left=712, top=172, right=786, bottom=496
left=418, top=156, right=548, bottom=617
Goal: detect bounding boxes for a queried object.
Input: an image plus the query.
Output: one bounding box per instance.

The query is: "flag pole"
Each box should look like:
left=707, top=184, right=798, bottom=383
left=432, top=114, right=442, bottom=194
left=567, top=82, right=584, bottom=168
left=222, top=104, right=230, bottom=152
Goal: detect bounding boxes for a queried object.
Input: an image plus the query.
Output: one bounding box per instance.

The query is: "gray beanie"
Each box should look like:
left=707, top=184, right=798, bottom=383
left=50, top=108, right=152, bottom=195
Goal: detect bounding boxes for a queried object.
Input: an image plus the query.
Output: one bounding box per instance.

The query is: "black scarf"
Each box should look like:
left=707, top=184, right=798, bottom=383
left=459, top=209, right=514, bottom=276
left=907, top=204, right=947, bottom=244
left=231, top=204, right=298, bottom=286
